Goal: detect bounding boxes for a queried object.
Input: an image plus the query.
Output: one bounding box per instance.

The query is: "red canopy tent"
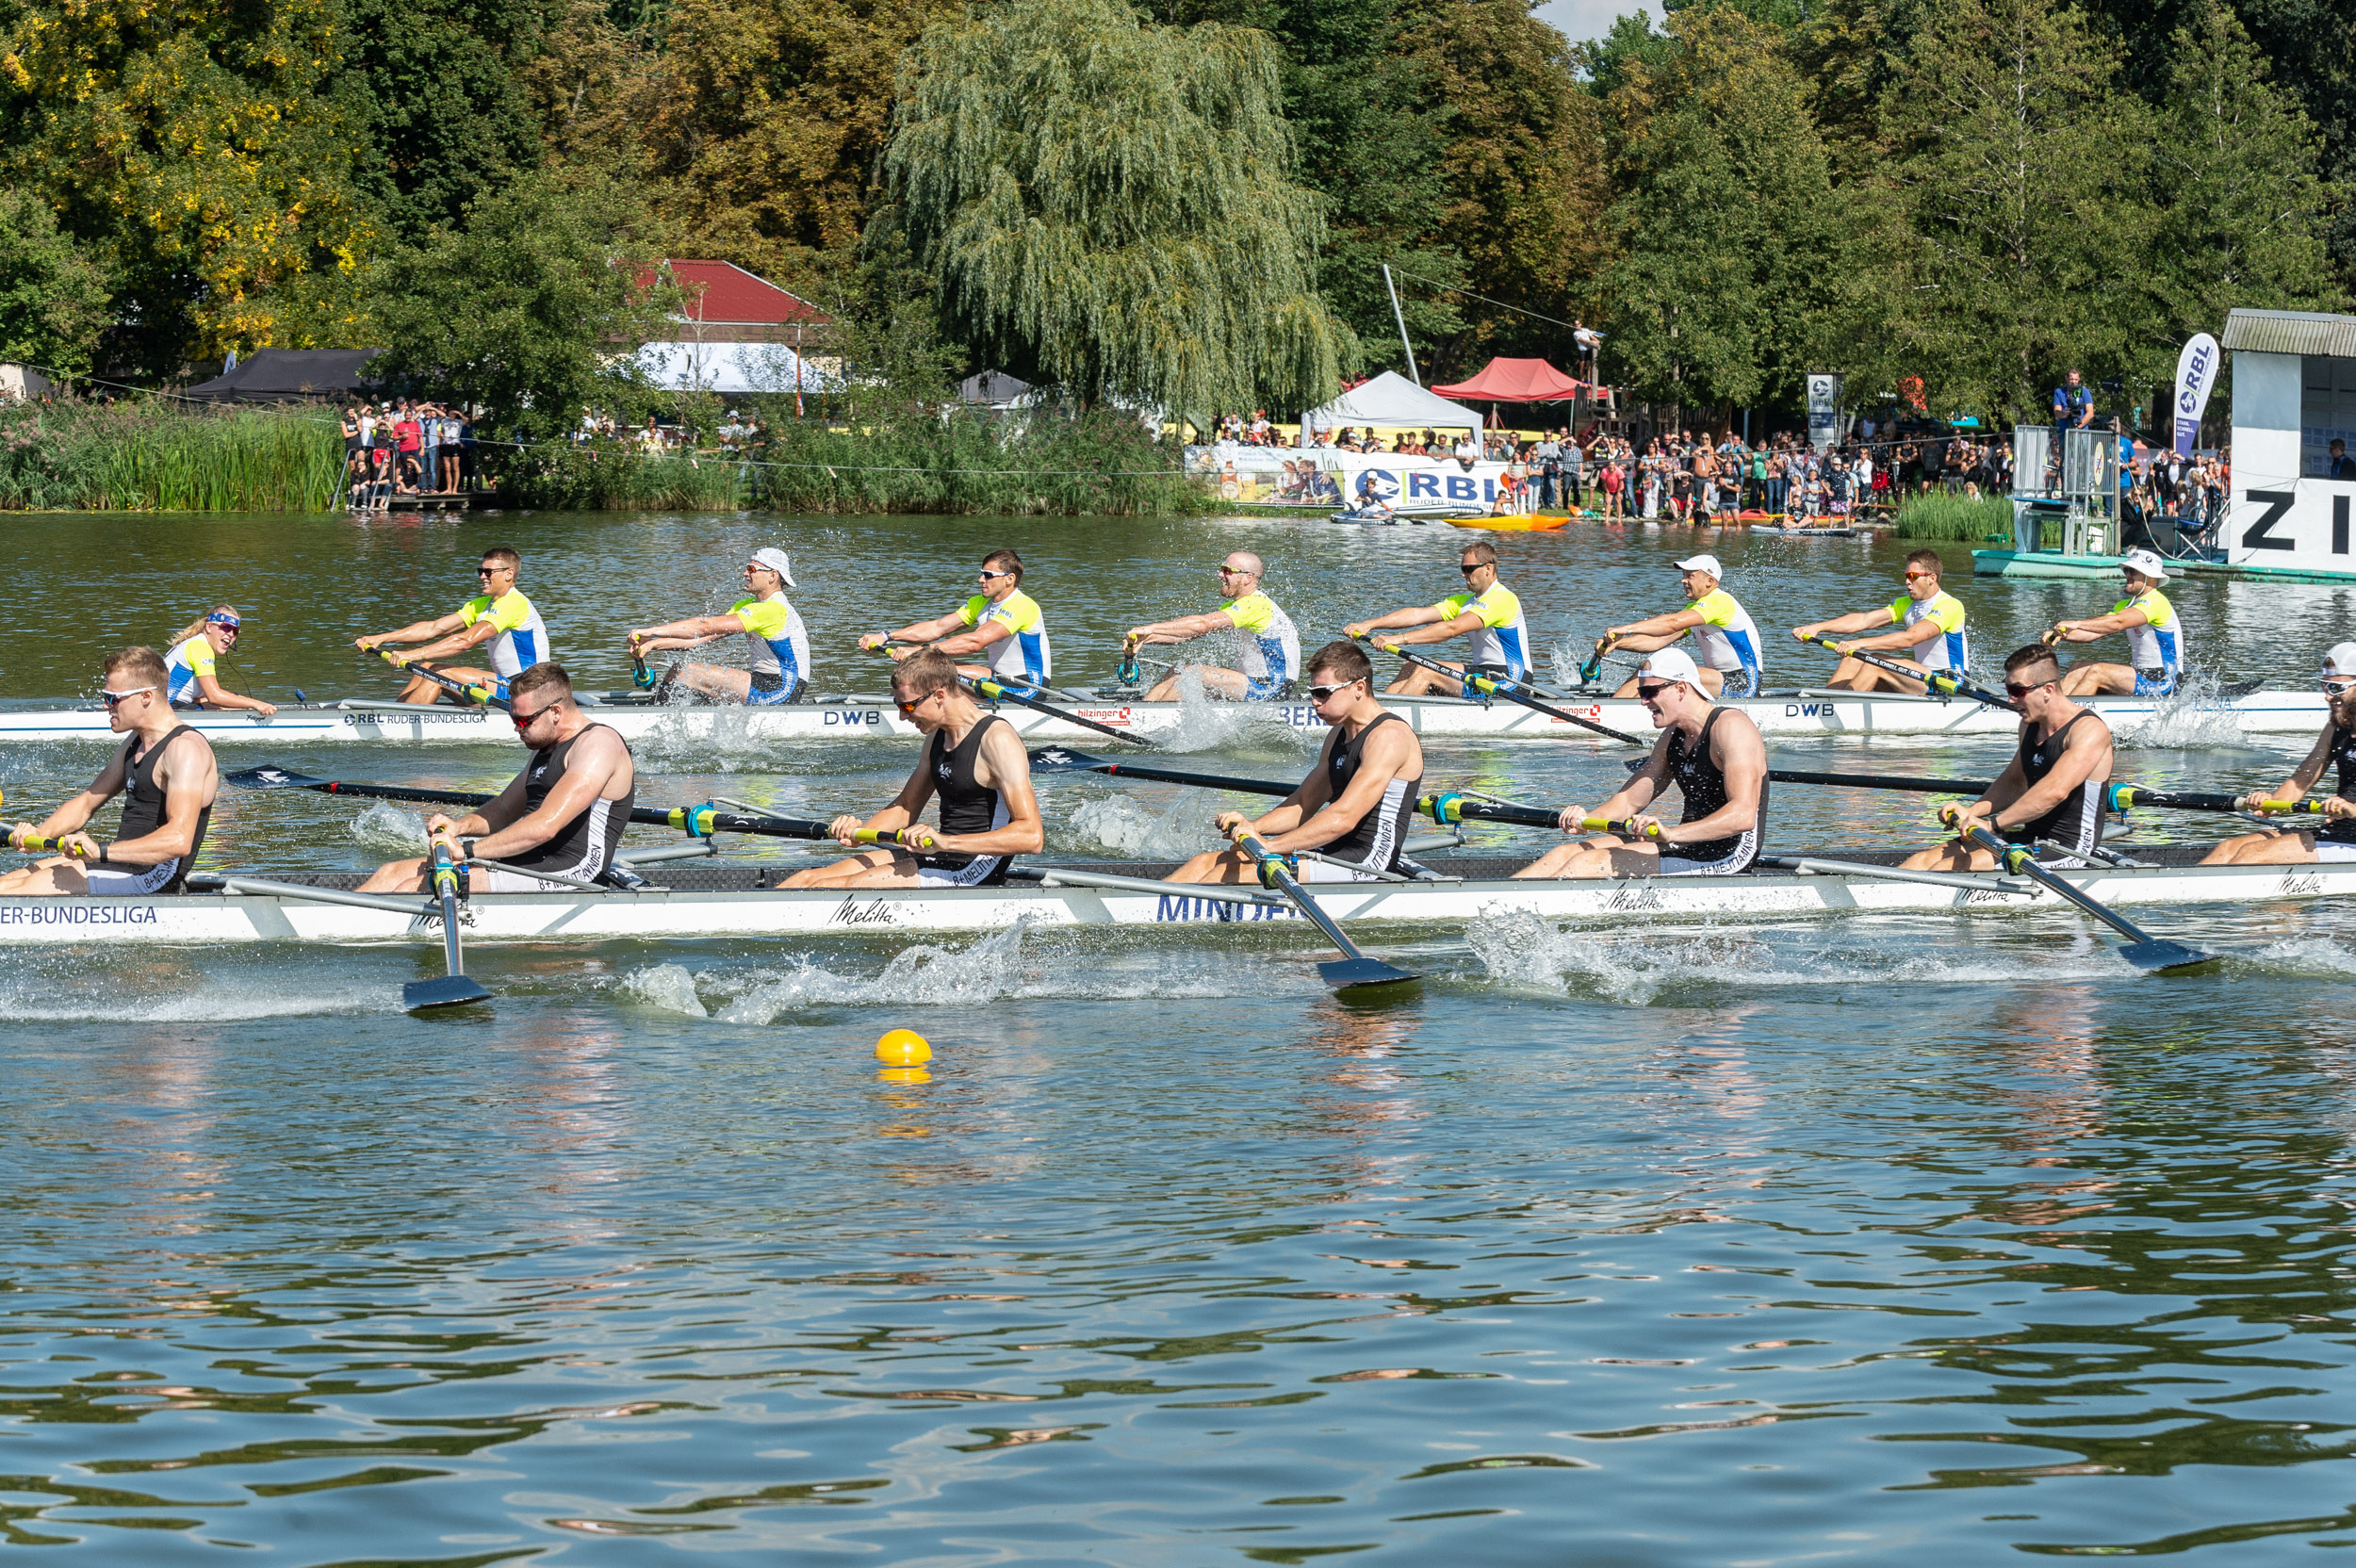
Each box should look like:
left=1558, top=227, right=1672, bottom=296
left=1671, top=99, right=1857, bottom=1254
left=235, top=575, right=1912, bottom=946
left=1429, top=357, right=1585, bottom=401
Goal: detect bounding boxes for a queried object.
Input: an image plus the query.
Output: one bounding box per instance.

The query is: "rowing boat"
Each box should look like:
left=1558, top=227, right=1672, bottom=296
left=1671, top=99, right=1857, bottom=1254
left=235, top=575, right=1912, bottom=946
left=0, top=684, right=2321, bottom=745
left=0, top=847, right=2341, bottom=946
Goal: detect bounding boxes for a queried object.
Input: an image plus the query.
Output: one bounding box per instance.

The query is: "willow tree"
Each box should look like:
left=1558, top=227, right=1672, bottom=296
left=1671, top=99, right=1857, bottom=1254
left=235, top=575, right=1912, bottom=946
left=877, top=0, right=1350, bottom=421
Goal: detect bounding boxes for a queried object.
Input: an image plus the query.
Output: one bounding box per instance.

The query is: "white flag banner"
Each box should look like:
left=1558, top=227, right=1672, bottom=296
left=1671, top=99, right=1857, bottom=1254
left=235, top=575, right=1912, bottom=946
left=2172, top=333, right=2220, bottom=458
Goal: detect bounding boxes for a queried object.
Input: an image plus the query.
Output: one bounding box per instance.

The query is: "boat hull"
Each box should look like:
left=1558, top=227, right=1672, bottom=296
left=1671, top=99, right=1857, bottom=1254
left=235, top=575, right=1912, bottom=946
left=1, top=855, right=2345, bottom=946
left=0, top=688, right=2325, bottom=745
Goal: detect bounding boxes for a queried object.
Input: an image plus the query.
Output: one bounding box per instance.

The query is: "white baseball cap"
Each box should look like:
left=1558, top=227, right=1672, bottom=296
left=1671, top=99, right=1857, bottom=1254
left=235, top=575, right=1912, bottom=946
left=749, top=547, right=795, bottom=587
left=1674, top=554, right=1725, bottom=579
left=1637, top=647, right=1707, bottom=691
left=2323, top=643, right=2356, bottom=679
left=2120, top=547, right=2168, bottom=581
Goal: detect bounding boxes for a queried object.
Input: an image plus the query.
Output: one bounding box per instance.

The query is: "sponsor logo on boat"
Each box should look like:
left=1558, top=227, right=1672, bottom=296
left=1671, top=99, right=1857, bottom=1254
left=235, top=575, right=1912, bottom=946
left=1076, top=706, right=1135, bottom=727
left=1547, top=704, right=1605, bottom=723
left=1604, top=884, right=1664, bottom=912
left=1279, top=705, right=1326, bottom=728
left=1154, top=894, right=1295, bottom=923
left=0, top=902, right=159, bottom=925
left=1783, top=702, right=1834, bottom=717
left=2279, top=872, right=2325, bottom=897
left=823, top=709, right=885, bottom=727
left=356, top=713, right=491, bottom=727
left=828, top=896, right=899, bottom=927
left=1962, top=890, right=2015, bottom=905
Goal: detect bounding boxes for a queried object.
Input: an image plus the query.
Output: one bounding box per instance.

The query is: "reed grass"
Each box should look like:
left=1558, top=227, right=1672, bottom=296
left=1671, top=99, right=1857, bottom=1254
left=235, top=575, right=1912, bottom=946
left=0, top=400, right=346, bottom=512
left=1890, top=493, right=2015, bottom=543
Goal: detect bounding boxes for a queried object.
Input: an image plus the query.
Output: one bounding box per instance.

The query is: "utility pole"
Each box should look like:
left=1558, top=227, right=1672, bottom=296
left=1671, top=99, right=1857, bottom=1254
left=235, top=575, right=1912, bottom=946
left=1383, top=265, right=1421, bottom=386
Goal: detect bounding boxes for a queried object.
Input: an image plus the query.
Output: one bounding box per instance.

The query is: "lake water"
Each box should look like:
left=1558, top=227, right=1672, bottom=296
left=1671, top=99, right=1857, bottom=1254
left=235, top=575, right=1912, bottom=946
left=1, top=508, right=2353, bottom=1564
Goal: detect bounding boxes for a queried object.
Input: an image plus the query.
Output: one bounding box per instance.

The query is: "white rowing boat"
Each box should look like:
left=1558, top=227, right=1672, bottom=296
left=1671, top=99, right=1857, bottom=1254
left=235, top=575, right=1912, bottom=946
left=0, top=685, right=2322, bottom=746
left=0, top=848, right=2339, bottom=946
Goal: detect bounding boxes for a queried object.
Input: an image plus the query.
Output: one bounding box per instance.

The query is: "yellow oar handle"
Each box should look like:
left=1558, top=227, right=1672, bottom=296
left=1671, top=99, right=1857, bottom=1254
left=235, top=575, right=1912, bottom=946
left=2257, top=799, right=2332, bottom=815
left=1576, top=816, right=1662, bottom=839
left=374, top=647, right=499, bottom=705
left=854, top=826, right=934, bottom=850
left=10, top=834, right=92, bottom=857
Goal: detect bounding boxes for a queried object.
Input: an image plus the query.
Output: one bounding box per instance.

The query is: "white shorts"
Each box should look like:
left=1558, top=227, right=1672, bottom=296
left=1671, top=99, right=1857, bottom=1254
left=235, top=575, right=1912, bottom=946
left=1654, top=853, right=1746, bottom=877
left=471, top=864, right=591, bottom=893
left=82, top=858, right=183, bottom=895
left=2313, top=841, right=2356, bottom=863
left=1297, top=856, right=1390, bottom=884
left=914, top=855, right=1005, bottom=888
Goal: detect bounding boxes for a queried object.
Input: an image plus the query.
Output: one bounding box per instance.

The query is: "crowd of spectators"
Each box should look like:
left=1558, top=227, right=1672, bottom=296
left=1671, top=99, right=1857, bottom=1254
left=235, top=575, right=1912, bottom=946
left=341, top=400, right=476, bottom=509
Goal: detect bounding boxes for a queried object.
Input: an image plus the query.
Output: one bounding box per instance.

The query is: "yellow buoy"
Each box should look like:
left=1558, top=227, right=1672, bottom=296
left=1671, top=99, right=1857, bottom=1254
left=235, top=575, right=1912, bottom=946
left=875, top=1028, right=932, bottom=1066
left=877, top=1066, right=932, bottom=1086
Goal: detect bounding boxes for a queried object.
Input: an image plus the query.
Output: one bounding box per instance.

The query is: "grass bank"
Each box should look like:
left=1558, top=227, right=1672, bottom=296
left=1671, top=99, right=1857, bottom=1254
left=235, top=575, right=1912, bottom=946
left=0, top=400, right=344, bottom=512
left=1890, top=493, right=2013, bottom=543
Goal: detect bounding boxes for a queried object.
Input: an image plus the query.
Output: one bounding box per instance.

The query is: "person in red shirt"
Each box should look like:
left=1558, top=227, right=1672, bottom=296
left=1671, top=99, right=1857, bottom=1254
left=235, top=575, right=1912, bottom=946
left=393, top=402, right=423, bottom=493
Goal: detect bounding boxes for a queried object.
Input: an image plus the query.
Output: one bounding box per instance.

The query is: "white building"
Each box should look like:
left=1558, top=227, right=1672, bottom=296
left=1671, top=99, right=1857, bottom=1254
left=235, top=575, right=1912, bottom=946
left=2225, top=308, right=2356, bottom=575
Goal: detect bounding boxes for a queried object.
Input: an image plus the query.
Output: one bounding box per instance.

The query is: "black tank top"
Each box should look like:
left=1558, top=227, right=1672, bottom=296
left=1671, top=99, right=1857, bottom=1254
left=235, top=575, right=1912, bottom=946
left=1323, top=711, right=1421, bottom=870
left=1661, top=708, right=1766, bottom=866
left=924, top=714, right=1012, bottom=876
left=505, top=723, right=635, bottom=877
left=2008, top=709, right=2105, bottom=853
left=113, top=726, right=211, bottom=891
left=2322, top=724, right=2356, bottom=842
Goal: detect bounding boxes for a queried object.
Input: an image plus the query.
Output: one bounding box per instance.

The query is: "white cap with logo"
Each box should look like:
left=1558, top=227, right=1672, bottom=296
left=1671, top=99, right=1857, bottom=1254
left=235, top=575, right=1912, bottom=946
left=1674, top=554, right=1725, bottom=579
left=750, top=547, right=796, bottom=587
left=2324, top=643, right=2356, bottom=680
left=2120, top=547, right=2168, bottom=581
left=1638, top=647, right=1708, bottom=692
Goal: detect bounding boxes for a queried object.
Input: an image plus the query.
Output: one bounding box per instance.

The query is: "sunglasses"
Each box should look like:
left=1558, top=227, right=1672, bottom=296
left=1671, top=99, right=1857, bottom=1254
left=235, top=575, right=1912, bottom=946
left=1636, top=682, right=1673, bottom=700
left=1903, top=570, right=1935, bottom=580
left=509, top=702, right=558, bottom=726
left=978, top=569, right=1015, bottom=581
left=1217, top=564, right=1249, bottom=574
left=2325, top=678, right=2356, bottom=697
left=477, top=566, right=509, bottom=577
left=101, top=685, right=155, bottom=707
left=1305, top=679, right=1362, bottom=703
left=2003, top=680, right=2054, bottom=699
left=1459, top=563, right=1485, bottom=575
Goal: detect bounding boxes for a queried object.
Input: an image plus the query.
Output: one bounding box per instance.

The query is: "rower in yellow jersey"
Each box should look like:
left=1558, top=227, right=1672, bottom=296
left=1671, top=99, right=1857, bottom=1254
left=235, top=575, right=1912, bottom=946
left=626, top=548, right=812, bottom=703
left=862, top=548, right=1052, bottom=693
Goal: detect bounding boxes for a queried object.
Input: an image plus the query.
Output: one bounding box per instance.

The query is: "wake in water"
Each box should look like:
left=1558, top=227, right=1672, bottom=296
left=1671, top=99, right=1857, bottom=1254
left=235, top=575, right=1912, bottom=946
left=1468, top=909, right=2150, bottom=1005
left=2119, top=670, right=2245, bottom=751
left=350, top=800, right=429, bottom=854
left=1061, top=792, right=1208, bottom=858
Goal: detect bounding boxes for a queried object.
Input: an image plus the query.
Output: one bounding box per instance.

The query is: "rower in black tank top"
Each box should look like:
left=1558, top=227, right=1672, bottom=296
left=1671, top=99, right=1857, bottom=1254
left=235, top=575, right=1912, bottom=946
left=111, top=726, right=211, bottom=892
left=504, top=724, right=635, bottom=880
left=2316, top=724, right=2356, bottom=845
left=1661, top=708, right=1766, bottom=872
left=921, top=714, right=1013, bottom=885
left=2005, top=710, right=2103, bottom=860
left=1319, top=711, right=1421, bottom=875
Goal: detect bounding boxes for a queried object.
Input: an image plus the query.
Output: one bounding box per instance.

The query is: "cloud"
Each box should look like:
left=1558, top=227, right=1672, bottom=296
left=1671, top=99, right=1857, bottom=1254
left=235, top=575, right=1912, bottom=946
left=1533, top=0, right=1662, bottom=49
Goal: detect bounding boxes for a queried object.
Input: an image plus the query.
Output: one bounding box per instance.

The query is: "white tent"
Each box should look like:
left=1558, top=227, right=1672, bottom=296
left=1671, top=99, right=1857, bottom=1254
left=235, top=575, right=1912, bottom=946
left=633, top=339, right=842, bottom=395
left=1301, top=371, right=1477, bottom=436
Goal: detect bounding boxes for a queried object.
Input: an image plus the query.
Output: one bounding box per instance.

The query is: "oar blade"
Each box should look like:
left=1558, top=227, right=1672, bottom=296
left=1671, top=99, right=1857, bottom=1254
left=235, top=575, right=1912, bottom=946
left=225, top=765, right=328, bottom=791
left=1317, top=956, right=1421, bottom=995
left=1028, top=746, right=1107, bottom=773
left=2116, top=939, right=2221, bottom=976
left=403, top=974, right=493, bottom=1011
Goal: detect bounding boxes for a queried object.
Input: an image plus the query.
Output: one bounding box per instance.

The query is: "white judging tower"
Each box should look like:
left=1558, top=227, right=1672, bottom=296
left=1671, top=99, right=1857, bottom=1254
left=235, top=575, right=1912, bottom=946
left=2225, top=307, right=2356, bottom=578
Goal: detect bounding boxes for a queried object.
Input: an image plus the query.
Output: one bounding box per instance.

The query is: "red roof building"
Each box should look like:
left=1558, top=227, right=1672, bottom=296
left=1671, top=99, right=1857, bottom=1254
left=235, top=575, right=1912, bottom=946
left=661, top=260, right=832, bottom=345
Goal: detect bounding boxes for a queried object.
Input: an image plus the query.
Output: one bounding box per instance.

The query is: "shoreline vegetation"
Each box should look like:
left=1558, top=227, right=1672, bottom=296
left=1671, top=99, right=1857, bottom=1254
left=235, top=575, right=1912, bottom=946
left=0, top=398, right=2022, bottom=539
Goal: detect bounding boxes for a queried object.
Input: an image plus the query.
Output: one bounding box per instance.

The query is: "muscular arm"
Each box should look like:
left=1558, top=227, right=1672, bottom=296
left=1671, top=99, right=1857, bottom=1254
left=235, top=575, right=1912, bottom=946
left=467, top=730, right=630, bottom=859
left=1843, top=616, right=1944, bottom=656
left=1792, top=608, right=1899, bottom=641
left=1126, top=609, right=1236, bottom=646
left=11, top=749, right=129, bottom=847
left=193, top=672, right=275, bottom=715
left=1376, top=610, right=1485, bottom=649
left=1655, top=720, right=1764, bottom=846
left=1262, top=724, right=1419, bottom=855
left=2053, top=606, right=2149, bottom=642
left=1990, top=724, right=2110, bottom=831
left=938, top=724, right=1045, bottom=857
left=1341, top=606, right=1447, bottom=640
left=106, top=733, right=218, bottom=866
left=863, top=611, right=968, bottom=650
left=357, top=611, right=468, bottom=651
left=2261, top=727, right=2337, bottom=807
left=630, top=612, right=749, bottom=653
left=1606, top=608, right=1706, bottom=643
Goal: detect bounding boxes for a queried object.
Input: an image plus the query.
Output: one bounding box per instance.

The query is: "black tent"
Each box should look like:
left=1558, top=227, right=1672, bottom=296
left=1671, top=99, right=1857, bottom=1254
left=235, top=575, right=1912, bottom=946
left=184, top=348, right=382, bottom=403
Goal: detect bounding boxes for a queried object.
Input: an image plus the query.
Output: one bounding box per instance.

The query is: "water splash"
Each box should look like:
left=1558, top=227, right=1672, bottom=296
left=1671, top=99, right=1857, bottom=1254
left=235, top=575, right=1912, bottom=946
left=349, top=801, right=429, bottom=854
left=623, top=962, right=708, bottom=1017
left=2119, top=671, right=2244, bottom=751
left=1064, top=792, right=1207, bottom=859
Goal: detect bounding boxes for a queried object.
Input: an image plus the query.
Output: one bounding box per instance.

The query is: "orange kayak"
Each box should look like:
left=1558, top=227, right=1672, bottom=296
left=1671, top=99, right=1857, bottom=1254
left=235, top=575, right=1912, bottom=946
left=1448, top=514, right=1568, bottom=531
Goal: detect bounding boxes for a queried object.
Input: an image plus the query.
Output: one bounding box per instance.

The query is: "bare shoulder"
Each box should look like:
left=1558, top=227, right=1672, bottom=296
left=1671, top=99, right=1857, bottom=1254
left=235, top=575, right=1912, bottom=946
left=160, top=727, right=221, bottom=782
left=1712, top=707, right=1766, bottom=752
left=1367, top=712, right=1422, bottom=769
left=974, top=716, right=1034, bottom=785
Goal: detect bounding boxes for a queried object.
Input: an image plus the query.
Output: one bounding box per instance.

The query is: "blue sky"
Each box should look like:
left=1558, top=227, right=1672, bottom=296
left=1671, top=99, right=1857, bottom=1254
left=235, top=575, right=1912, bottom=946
left=1535, top=0, right=1661, bottom=54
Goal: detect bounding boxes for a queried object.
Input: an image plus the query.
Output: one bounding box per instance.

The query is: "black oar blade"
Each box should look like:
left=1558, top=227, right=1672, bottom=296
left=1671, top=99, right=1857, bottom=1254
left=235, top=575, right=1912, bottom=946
left=1028, top=746, right=1106, bottom=773
left=2117, top=939, right=2220, bottom=975
left=1317, top=956, right=1421, bottom=995
left=403, top=974, right=493, bottom=1011
left=225, top=765, right=328, bottom=791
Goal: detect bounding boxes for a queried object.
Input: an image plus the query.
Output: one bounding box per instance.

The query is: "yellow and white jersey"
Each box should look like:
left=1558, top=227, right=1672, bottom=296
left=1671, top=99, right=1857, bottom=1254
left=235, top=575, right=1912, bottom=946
left=1686, top=589, right=1762, bottom=678
left=1889, top=589, right=1970, bottom=673
left=1432, top=582, right=1531, bottom=678
left=2112, top=588, right=2183, bottom=673
left=958, top=589, right=1051, bottom=684
left=730, top=594, right=811, bottom=685
left=458, top=589, right=550, bottom=678
left=164, top=638, right=217, bottom=703
left=1220, top=591, right=1301, bottom=684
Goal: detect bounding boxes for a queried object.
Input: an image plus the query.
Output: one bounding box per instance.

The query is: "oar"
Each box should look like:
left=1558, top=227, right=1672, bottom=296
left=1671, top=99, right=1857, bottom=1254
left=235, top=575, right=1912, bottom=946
left=361, top=645, right=510, bottom=710
left=403, top=842, right=493, bottom=1011
left=1951, top=820, right=2216, bottom=974
left=1030, top=746, right=1293, bottom=796
left=2104, top=786, right=2336, bottom=816
left=1799, top=635, right=2021, bottom=711
left=224, top=765, right=840, bottom=841
left=967, top=675, right=1154, bottom=745
left=1225, top=825, right=1418, bottom=996
left=1371, top=640, right=1651, bottom=745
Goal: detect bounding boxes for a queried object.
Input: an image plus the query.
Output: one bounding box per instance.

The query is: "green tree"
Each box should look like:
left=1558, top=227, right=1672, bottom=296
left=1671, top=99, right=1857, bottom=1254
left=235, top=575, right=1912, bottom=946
left=1871, top=0, right=2154, bottom=422
left=878, top=0, right=1350, bottom=420
left=0, top=0, right=370, bottom=373
left=1598, top=8, right=1857, bottom=415
left=367, top=172, right=671, bottom=433
left=0, top=190, right=111, bottom=377
left=2147, top=0, right=2342, bottom=342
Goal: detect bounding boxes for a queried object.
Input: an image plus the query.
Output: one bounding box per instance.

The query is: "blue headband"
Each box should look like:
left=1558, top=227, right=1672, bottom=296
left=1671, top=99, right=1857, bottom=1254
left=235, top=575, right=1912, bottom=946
left=207, top=612, right=241, bottom=628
